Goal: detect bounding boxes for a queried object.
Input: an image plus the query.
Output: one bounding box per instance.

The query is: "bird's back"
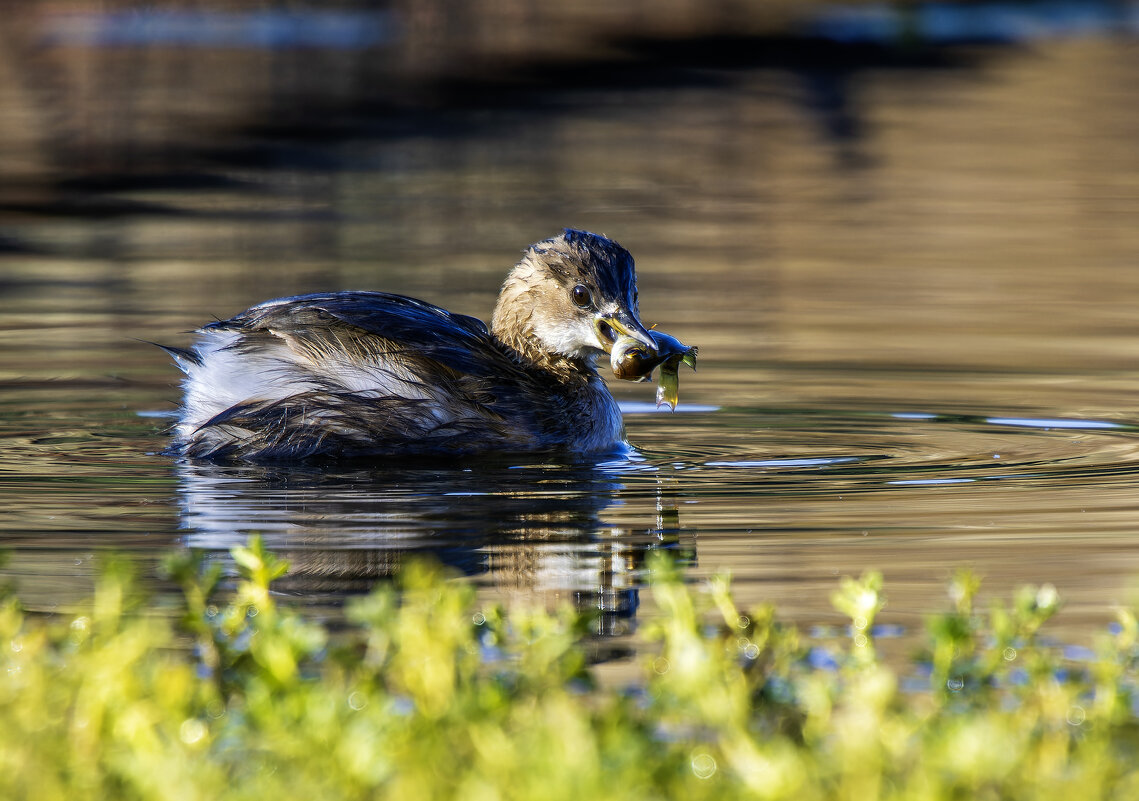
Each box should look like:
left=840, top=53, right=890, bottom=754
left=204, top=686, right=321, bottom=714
left=167, top=292, right=623, bottom=460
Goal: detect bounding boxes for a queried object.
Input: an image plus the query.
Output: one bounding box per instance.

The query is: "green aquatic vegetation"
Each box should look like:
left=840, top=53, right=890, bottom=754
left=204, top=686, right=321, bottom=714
left=1, top=541, right=1139, bottom=800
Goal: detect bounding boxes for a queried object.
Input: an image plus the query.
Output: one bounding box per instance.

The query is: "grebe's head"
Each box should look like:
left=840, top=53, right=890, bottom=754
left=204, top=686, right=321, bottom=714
left=491, top=229, right=656, bottom=364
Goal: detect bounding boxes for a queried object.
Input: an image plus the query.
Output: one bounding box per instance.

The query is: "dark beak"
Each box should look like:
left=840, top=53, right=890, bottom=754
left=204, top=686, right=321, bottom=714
left=595, top=308, right=657, bottom=354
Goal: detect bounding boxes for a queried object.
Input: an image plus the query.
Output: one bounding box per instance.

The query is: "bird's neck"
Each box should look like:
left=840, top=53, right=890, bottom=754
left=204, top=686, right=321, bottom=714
left=492, top=323, right=595, bottom=383
left=491, top=278, right=594, bottom=383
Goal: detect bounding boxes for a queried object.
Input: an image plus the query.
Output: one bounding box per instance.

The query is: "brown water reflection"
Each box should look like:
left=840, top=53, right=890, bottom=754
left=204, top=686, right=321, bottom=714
left=3, top=8, right=1139, bottom=651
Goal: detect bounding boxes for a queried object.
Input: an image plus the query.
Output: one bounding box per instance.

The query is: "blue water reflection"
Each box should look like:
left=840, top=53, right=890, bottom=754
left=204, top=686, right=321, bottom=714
left=40, top=10, right=399, bottom=49
left=810, top=1, right=1139, bottom=44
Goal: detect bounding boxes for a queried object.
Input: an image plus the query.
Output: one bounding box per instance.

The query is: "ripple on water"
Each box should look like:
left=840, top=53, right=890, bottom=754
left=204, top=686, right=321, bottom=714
left=7, top=395, right=1139, bottom=646
left=623, top=408, right=1139, bottom=493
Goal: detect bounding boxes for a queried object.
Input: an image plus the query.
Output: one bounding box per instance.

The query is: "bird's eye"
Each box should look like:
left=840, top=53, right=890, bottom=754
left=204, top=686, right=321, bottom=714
left=571, top=285, right=593, bottom=308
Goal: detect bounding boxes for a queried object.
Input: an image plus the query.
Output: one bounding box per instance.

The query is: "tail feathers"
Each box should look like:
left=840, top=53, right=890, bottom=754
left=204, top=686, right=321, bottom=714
left=150, top=341, right=202, bottom=374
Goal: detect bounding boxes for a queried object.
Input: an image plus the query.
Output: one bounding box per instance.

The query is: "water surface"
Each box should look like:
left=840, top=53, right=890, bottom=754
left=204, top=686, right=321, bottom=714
left=3, top=14, right=1139, bottom=651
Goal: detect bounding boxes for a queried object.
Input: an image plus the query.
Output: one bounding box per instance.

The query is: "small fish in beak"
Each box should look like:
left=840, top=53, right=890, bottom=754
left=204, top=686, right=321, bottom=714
left=610, top=329, right=697, bottom=410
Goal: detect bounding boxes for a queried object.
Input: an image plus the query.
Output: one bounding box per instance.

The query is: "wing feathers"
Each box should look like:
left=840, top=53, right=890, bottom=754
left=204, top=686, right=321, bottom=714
left=169, top=292, right=563, bottom=459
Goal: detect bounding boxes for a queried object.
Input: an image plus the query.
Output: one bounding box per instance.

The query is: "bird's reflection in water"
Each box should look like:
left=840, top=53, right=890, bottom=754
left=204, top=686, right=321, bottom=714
left=175, top=456, right=694, bottom=633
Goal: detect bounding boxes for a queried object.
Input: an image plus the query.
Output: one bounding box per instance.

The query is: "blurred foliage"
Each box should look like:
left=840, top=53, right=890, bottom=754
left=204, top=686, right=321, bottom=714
left=1, top=538, right=1138, bottom=800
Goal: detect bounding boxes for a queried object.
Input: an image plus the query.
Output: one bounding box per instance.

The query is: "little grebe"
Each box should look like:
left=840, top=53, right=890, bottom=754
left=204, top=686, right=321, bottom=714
left=162, top=229, right=682, bottom=461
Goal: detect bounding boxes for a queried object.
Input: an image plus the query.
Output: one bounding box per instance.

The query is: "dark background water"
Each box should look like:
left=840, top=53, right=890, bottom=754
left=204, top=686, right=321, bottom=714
left=3, top=2, right=1139, bottom=652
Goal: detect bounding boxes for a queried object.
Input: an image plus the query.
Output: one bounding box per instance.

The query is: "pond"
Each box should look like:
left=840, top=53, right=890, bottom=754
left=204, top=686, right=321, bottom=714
left=2, top=7, right=1139, bottom=655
